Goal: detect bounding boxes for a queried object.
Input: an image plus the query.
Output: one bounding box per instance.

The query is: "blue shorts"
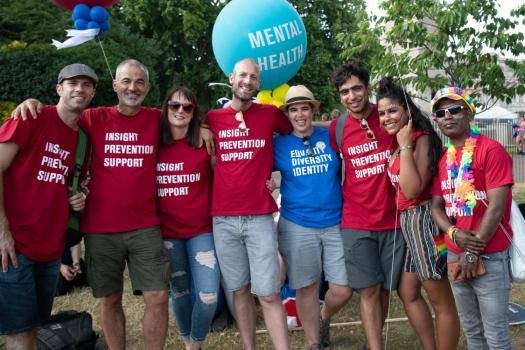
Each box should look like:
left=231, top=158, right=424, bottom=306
left=278, top=217, right=348, bottom=289
left=212, top=215, right=280, bottom=296
left=0, top=253, right=60, bottom=335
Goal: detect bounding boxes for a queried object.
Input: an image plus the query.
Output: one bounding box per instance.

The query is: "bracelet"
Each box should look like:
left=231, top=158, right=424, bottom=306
left=397, top=145, right=413, bottom=155
left=447, top=225, right=458, bottom=246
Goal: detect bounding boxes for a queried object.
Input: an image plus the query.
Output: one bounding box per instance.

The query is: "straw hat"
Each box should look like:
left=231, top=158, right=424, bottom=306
left=279, top=85, right=321, bottom=112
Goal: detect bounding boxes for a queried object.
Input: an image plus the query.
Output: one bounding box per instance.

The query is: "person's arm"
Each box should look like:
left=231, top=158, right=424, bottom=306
left=200, top=125, right=215, bottom=155
left=430, top=185, right=486, bottom=253
left=430, top=194, right=483, bottom=280
left=70, top=243, right=81, bottom=274
left=312, top=120, right=331, bottom=128
left=68, top=192, right=86, bottom=212
left=274, top=109, right=293, bottom=135
left=0, top=142, right=20, bottom=272
left=397, top=123, right=432, bottom=199
left=475, top=186, right=510, bottom=242
left=12, top=99, right=43, bottom=120
left=430, top=194, right=452, bottom=233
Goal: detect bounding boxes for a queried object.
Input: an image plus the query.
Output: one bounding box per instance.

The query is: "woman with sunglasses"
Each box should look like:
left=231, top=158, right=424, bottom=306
left=157, top=86, right=220, bottom=350
left=377, top=77, right=460, bottom=350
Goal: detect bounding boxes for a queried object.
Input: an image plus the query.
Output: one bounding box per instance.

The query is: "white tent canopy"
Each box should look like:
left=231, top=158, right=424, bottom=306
left=475, top=105, right=518, bottom=120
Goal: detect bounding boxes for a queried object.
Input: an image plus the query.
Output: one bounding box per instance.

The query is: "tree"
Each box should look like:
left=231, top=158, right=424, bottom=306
left=0, top=0, right=163, bottom=108
left=339, top=0, right=525, bottom=110
left=289, top=0, right=367, bottom=113
left=117, top=0, right=368, bottom=112
left=116, top=0, right=226, bottom=111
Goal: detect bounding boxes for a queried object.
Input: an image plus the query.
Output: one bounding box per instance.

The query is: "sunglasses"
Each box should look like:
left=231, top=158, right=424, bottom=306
left=235, top=111, right=249, bottom=132
left=168, top=101, right=194, bottom=114
left=360, top=118, right=375, bottom=140
left=432, top=105, right=466, bottom=119
left=302, top=136, right=315, bottom=157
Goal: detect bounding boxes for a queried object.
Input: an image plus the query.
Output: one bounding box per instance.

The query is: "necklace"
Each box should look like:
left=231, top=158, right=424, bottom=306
left=446, top=126, right=480, bottom=216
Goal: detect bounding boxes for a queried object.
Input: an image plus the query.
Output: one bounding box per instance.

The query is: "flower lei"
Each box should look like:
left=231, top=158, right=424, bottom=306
left=446, top=126, right=480, bottom=216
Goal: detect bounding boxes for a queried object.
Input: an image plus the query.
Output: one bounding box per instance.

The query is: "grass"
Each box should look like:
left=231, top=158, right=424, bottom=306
left=2, top=184, right=525, bottom=349
left=514, top=183, right=525, bottom=203
left=36, top=277, right=525, bottom=349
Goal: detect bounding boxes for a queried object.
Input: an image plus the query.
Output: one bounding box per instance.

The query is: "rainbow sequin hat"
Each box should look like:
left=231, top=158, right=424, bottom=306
left=430, top=87, right=475, bottom=113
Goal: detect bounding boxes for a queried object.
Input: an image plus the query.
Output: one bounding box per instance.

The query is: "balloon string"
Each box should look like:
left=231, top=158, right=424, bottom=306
left=391, top=49, right=412, bottom=120
left=384, top=182, right=400, bottom=350
left=383, top=44, right=413, bottom=350
left=97, top=37, right=114, bottom=81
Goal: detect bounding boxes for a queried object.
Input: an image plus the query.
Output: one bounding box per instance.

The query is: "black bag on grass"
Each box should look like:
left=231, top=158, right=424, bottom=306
left=37, top=311, right=98, bottom=350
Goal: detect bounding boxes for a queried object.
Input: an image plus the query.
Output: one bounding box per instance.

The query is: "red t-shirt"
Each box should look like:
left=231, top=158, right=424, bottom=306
left=79, top=106, right=160, bottom=234
left=0, top=106, right=77, bottom=261
left=329, top=105, right=398, bottom=230
left=387, top=130, right=432, bottom=211
left=157, top=140, right=212, bottom=239
left=206, top=103, right=292, bottom=216
left=431, top=134, right=513, bottom=254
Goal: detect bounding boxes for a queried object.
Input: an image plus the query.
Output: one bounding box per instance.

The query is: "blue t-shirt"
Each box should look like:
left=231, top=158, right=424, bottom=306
left=273, top=126, right=342, bottom=228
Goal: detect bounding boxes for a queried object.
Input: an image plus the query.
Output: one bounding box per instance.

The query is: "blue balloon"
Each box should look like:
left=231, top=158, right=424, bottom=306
left=99, top=20, right=110, bottom=32
left=87, top=21, right=100, bottom=29
left=90, top=6, right=109, bottom=22
left=72, top=4, right=91, bottom=21
left=74, top=19, right=88, bottom=30
left=212, top=0, right=307, bottom=90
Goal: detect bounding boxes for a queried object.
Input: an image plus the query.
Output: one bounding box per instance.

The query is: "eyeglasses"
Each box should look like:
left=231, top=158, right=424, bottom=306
left=235, top=111, right=249, bottom=132
left=432, top=105, right=466, bottom=119
left=302, top=136, right=315, bottom=157
left=359, top=118, right=375, bottom=140
left=168, top=101, right=194, bottom=114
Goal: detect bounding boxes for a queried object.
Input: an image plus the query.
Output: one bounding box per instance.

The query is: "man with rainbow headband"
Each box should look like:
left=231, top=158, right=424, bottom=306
left=430, top=87, right=513, bottom=349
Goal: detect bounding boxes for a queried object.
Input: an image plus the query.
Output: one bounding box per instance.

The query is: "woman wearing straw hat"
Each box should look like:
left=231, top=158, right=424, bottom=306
left=272, top=85, right=353, bottom=350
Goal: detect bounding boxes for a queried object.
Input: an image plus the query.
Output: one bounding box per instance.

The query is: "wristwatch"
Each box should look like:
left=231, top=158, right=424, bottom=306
left=465, top=251, right=478, bottom=264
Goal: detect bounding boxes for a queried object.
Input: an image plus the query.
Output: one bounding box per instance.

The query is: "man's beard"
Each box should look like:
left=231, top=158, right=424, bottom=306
left=233, top=88, right=253, bottom=102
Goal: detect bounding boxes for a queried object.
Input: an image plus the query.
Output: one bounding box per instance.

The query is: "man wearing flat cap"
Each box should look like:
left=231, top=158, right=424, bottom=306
left=430, top=86, right=513, bottom=349
left=0, top=63, right=95, bottom=349
left=273, top=85, right=353, bottom=350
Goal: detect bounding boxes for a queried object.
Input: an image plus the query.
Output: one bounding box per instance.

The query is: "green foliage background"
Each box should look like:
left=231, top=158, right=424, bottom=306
left=1, top=0, right=524, bottom=116
left=0, top=0, right=359, bottom=114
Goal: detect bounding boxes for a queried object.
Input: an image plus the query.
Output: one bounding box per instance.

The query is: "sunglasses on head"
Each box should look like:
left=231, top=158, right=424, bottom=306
left=168, top=101, right=194, bottom=114
left=432, top=105, right=466, bottom=119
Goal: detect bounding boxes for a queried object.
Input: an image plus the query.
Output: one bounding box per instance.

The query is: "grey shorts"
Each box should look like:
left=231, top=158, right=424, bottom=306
left=278, top=217, right=348, bottom=289
left=84, top=226, right=170, bottom=298
left=341, top=228, right=405, bottom=290
left=212, top=215, right=280, bottom=296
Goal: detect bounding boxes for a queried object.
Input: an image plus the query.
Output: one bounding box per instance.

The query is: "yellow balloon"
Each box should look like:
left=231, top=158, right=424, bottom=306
left=257, top=90, right=273, bottom=104
left=270, top=99, right=282, bottom=108
left=272, top=84, right=290, bottom=102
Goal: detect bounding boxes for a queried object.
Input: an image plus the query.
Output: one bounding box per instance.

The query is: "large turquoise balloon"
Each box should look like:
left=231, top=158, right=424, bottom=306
left=212, top=0, right=307, bottom=90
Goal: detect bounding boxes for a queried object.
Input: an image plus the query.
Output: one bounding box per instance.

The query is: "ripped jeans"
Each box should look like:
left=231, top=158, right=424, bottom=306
left=164, top=233, right=220, bottom=342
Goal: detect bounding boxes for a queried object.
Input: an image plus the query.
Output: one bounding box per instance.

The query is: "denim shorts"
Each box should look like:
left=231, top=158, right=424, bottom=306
left=278, top=216, right=348, bottom=289
left=341, top=228, right=405, bottom=290
left=212, top=215, right=280, bottom=296
left=0, top=253, right=60, bottom=335
left=84, top=226, right=170, bottom=298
